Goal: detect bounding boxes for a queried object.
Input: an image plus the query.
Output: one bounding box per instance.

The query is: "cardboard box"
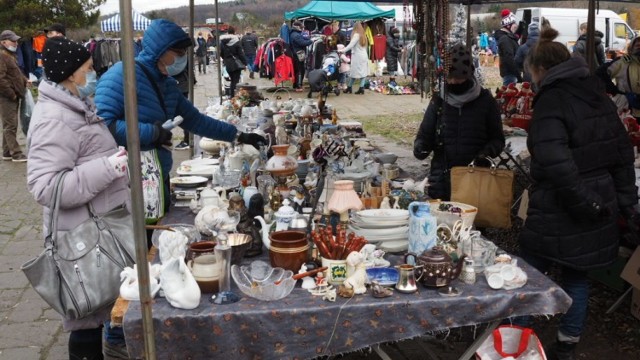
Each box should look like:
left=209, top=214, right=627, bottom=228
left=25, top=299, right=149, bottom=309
left=631, top=287, right=640, bottom=320
left=621, top=247, right=640, bottom=289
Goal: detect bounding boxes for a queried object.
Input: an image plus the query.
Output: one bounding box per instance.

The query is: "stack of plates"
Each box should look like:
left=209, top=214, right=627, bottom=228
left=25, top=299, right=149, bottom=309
left=349, top=209, right=409, bottom=253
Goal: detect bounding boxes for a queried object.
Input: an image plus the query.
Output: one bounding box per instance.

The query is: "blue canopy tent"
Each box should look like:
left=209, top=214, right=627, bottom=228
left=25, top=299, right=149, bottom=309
left=101, top=10, right=151, bottom=32
left=285, top=1, right=395, bottom=21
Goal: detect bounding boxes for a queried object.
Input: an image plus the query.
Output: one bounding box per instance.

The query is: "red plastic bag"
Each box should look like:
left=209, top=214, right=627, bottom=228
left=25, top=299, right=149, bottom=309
left=475, top=325, right=546, bottom=360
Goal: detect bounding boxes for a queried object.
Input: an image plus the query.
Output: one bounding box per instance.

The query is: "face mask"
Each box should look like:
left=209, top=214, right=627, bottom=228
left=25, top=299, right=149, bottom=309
left=165, top=54, right=187, bottom=76
left=76, top=71, right=97, bottom=98
left=447, top=80, right=473, bottom=95
left=6, top=46, right=16, bottom=52
left=393, top=33, right=399, bottom=38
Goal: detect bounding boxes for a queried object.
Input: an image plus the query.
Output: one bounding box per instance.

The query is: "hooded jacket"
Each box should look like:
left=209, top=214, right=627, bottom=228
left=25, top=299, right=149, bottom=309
left=514, top=23, right=540, bottom=82
left=95, top=19, right=237, bottom=202
left=385, top=33, right=401, bottom=72
left=573, top=31, right=606, bottom=68
left=241, top=32, right=259, bottom=56
left=414, top=81, right=505, bottom=200
left=27, top=80, right=130, bottom=331
left=0, top=45, right=26, bottom=100
left=494, top=28, right=520, bottom=78
left=220, top=33, right=246, bottom=73
left=289, top=27, right=312, bottom=54
left=520, top=56, right=637, bottom=271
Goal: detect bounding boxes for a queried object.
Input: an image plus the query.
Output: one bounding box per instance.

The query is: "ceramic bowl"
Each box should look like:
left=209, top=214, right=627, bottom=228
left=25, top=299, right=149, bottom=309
left=366, top=267, right=399, bottom=286
left=373, top=153, right=398, bottom=165
left=231, top=260, right=296, bottom=301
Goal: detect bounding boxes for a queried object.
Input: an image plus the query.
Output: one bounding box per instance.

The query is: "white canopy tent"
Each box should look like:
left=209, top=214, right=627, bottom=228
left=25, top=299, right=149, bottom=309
left=101, top=10, right=151, bottom=32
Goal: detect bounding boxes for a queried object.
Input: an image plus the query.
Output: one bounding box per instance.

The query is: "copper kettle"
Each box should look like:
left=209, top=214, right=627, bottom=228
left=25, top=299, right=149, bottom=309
left=405, top=246, right=466, bottom=287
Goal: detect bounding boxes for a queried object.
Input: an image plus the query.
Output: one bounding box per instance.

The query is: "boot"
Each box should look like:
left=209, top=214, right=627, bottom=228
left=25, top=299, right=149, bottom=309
left=546, top=340, right=577, bottom=360
left=344, top=86, right=352, bottom=94
left=69, top=328, right=104, bottom=360
left=249, top=72, right=254, bottom=79
left=355, top=87, right=365, bottom=95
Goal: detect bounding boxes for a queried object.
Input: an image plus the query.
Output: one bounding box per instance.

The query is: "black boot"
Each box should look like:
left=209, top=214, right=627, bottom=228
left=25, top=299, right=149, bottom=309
left=69, top=328, right=104, bottom=360
left=344, top=86, right=352, bottom=94
left=546, top=340, right=577, bottom=360
left=355, top=87, right=365, bottom=95
left=307, top=91, right=313, bottom=99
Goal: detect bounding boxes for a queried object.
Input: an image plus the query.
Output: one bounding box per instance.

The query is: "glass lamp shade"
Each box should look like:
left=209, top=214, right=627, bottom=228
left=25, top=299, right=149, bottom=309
left=327, top=180, right=363, bottom=214
left=265, top=145, right=298, bottom=177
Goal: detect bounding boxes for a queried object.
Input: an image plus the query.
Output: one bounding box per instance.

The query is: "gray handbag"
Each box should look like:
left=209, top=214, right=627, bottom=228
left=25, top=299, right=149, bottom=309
left=21, top=171, right=136, bottom=320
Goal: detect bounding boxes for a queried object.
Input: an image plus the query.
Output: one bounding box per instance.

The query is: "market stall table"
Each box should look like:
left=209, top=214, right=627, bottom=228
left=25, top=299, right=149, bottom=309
left=121, top=207, right=571, bottom=359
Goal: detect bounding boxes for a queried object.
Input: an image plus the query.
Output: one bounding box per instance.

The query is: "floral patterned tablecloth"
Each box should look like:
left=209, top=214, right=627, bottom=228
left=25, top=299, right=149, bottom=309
left=123, top=208, right=571, bottom=360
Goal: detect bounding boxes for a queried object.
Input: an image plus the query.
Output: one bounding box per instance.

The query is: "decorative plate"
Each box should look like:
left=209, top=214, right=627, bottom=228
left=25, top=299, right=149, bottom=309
left=181, top=158, right=219, bottom=166
left=176, top=165, right=218, bottom=177
left=169, top=176, right=209, bottom=188
left=366, top=267, right=399, bottom=286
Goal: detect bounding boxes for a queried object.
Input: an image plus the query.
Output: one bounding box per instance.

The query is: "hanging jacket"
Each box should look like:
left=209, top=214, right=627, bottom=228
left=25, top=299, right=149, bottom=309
left=274, top=54, right=294, bottom=85
left=95, top=19, right=237, bottom=205
left=520, top=56, right=637, bottom=270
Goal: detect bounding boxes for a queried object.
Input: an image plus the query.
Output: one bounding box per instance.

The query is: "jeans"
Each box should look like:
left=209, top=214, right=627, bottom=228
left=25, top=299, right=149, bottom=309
left=502, top=75, right=518, bottom=86
left=245, top=53, right=256, bottom=72
left=196, top=55, right=206, bottom=73
left=510, top=254, right=589, bottom=343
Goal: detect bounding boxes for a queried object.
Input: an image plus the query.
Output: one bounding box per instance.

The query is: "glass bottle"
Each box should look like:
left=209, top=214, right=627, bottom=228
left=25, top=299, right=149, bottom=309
left=460, top=258, right=476, bottom=285
left=211, top=233, right=240, bottom=304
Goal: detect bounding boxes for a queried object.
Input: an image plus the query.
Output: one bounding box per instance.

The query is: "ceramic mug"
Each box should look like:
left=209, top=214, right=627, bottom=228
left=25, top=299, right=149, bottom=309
left=321, top=257, right=349, bottom=285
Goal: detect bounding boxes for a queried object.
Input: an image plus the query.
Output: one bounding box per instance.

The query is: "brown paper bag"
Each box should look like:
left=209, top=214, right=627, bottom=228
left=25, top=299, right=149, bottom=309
left=450, top=164, right=514, bottom=228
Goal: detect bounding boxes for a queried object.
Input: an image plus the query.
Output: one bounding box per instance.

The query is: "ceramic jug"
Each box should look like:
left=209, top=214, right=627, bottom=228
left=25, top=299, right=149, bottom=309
left=408, top=202, right=438, bottom=255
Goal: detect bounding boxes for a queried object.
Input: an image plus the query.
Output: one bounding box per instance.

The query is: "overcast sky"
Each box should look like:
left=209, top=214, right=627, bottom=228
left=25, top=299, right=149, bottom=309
left=99, top=0, right=222, bottom=16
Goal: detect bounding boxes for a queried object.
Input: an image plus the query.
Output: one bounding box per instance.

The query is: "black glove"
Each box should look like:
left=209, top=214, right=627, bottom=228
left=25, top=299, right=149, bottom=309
left=237, top=132, right=267, bottom=150
left=152, top=121, right=173, bottom=147
left=413, top=140, right=428, bottom=160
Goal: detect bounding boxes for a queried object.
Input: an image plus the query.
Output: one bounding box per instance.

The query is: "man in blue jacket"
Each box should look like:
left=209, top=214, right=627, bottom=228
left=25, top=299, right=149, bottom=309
left=95, top=19, right=264, bottom=214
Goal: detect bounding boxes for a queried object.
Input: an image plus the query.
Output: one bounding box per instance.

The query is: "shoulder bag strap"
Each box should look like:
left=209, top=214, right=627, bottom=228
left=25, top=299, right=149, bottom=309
left=135, top=61, right=167, bottom=119
left=46, top=170, right=69, bottom=249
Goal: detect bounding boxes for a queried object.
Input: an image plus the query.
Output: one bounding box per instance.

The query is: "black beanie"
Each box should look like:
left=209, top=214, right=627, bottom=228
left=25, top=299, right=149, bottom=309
left=43, top=38, right=91, bottom=83
left=447, top=43, right=474, bottom=80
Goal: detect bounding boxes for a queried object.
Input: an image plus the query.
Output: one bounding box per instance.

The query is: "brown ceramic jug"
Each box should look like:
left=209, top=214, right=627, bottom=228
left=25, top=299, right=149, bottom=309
left=405, top=246, right=466, bottom=287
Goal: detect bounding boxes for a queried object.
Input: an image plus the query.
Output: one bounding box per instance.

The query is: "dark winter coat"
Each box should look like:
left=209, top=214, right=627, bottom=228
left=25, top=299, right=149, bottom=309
left=573, top=32, right=606, bottom=68
left=494, top=28, right=520, bottom=78
left=241, top=32, right=259, bottom=56
left=414, top=85, right=505, bottom=200
left=385, top=34, right=401, bottom=72
left=519, top=56, right=638, bottom=271
left=514, top=27, right=539, bottom=83
left=195, top=36, right=207, bottom=57
left=289, top=28, right=313, bottom=54
left=220, top=34, right=247, bottom=73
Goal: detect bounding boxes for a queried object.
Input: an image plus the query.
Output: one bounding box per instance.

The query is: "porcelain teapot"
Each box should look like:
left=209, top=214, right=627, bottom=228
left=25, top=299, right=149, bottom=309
left=190, top=186, right=228, bottom=213
left=405, top=247, right=466, bottom=287
left=253, top=199, right=299, bottom=245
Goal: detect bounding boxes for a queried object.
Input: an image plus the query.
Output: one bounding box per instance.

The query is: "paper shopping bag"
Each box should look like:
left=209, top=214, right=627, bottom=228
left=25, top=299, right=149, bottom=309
left=450, top=161, right=514, bottom=229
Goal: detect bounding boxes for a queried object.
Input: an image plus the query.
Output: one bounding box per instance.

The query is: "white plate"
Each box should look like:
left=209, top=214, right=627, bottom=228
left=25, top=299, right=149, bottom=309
left=378, top=240, right=408, bottom=253
left=355, top=209, right=409, bottom=220
left=350, top=219, right=409, bottom=229
left=170, top=176, right=209, bottom=187
left=363, top=234, right=409, bottom=243
left=181, top=158, right=219, bottom=166
left=348, top=225, right=409, bottom=236
left=176, top=165, right=218, bottom=177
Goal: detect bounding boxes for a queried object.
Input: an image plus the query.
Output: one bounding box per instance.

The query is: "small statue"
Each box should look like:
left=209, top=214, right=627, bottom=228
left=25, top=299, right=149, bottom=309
left=337, top=284, right=354, bottom=298
left=342, top=251, right=367, bottom=295
left=244, top=193, right=265, bottom=257
left=289, top=185, right=306, bottom=213
left=298, top=264, right=316, bottom=290
left=371, top=281, right=393, bottom=298
left=379, top=196, right=391, bottom=209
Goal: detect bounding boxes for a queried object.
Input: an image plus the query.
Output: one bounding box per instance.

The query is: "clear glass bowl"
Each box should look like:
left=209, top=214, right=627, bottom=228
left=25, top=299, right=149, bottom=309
left=231, top=260, right=295, bottom=301
left=151, top=224, right=201, bottom=249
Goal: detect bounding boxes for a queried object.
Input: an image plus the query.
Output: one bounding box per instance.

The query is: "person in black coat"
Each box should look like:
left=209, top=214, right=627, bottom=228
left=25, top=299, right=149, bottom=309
left=219, top=26, right=247, bottom=97
left=573, top=23, right=606, bottom=69
left=413, top=44, right=505, bottom=200
left=385, top=27, right=401, bottom=82
left=494, top=11, right=520, bottom=85
left=289, top=21, right=313, bottom=92
left=519, top=27, right=638, bottom=360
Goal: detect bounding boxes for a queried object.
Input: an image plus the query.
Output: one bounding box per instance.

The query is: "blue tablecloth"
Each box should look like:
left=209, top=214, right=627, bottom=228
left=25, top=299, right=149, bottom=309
left=123, top=208, right=571, bottom=359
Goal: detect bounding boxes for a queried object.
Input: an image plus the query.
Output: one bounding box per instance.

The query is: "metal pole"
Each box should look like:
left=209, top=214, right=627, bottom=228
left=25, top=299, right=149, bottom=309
left=188, top=0, right=195, bottom=157
left=215, top=0, right=224, bottom=104
left=466, top=1, right=472, bottom=50
left=119, top=1, right=157, bottom=359
left=586, top=0, right=596, bottom=73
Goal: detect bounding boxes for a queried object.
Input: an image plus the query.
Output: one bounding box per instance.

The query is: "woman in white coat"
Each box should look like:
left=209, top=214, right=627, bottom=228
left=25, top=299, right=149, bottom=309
left=340, top=22, right=369, bottom=94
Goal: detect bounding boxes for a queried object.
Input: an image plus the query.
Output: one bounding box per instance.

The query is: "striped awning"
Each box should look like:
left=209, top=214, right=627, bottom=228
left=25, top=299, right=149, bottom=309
left=101, top=11, right=151, bottom=33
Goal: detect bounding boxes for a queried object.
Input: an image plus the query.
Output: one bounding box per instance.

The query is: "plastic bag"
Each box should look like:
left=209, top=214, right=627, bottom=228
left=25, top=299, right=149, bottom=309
left=476, top=325, right=546, bottom=360
left=20, top=89, right=34, bottom=136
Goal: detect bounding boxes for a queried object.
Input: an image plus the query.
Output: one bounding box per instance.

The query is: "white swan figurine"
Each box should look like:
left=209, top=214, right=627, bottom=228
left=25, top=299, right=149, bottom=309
left=119, top=263, right=162, bottom=301
left=160, top=257, right=201, bottom=309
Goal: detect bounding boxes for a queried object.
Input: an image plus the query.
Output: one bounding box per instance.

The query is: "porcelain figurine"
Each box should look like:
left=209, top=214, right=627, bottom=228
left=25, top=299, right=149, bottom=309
left=159, top=257, right=201, bottom=310
left=158, top=229, right=189, bottom=264
left=244, top=193, right=265, bottom=257
left=343, top=251, right=367, bottom=295
left=119, top=263, right=162, bottom=301
left=380, top=197, right=391, bottom=209
left=298, top=264, right=316, bottom=290
left=371, top=281, right=394, bottom=298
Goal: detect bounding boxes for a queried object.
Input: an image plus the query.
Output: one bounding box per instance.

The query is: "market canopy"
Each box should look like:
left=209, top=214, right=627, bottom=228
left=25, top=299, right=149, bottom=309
left=101, top=10, right=151, bottom=33
left=284, top=1, right=395, bottom=21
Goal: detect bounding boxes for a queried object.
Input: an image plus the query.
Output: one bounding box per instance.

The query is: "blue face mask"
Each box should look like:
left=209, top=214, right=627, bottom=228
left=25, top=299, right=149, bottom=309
left=165, top=54, right=188, bottom=76
left=77, top=71, right=97, bottom=98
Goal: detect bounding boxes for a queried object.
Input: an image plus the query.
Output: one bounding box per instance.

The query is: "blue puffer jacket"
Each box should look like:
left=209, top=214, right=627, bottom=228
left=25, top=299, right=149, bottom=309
left=95, top=19, right=237, bottom=198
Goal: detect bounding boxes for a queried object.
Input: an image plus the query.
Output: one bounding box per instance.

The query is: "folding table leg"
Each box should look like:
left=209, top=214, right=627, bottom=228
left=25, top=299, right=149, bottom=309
left=457, top=320, right=501, bottom=360
left=373, top=344, right=393, bottom=360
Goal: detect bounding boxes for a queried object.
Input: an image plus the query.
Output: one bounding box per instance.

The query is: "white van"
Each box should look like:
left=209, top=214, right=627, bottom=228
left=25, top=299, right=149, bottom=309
left=515, top=7, right=636, bottom=52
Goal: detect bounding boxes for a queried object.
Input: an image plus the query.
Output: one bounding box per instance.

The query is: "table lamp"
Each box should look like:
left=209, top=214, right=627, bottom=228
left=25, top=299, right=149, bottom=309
left=327, top=180, right=363, bottom=225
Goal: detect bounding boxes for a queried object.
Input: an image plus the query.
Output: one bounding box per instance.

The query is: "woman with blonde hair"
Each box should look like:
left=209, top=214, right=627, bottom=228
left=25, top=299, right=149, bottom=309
left=339, top=21, right=369, bottom=94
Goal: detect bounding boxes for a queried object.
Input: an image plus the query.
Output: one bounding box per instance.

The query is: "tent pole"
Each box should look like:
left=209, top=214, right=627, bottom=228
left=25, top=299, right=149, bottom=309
left=215, top=0, right=223, bottom=104
left=188, top=0, right=196, bottom=157
left=118, top=1, right=157, bottom=359
left=586, top=0, right=596, bottom=73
